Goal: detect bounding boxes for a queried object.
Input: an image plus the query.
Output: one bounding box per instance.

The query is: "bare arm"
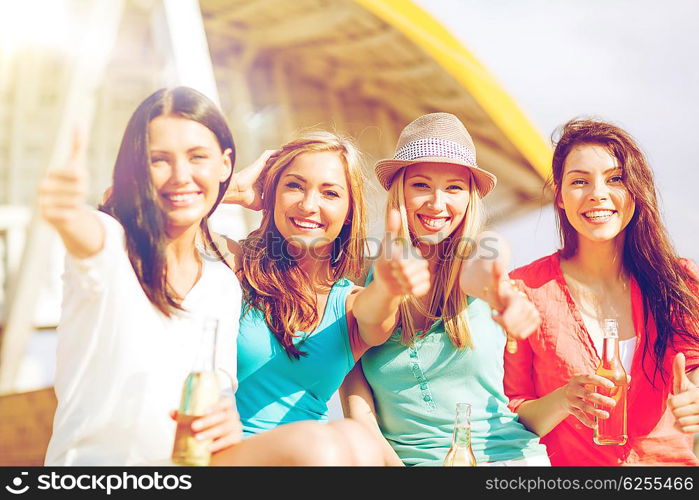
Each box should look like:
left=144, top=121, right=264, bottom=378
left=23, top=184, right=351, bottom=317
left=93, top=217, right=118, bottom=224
left=38, top=132, right=104, bottom=259
left=515, top=374, right=617, bottom=437
left=339, top=363, right=404, bottom=466
left=515, top=387, right=572, bottom=437
left=351, top=281, right=404, bottom=347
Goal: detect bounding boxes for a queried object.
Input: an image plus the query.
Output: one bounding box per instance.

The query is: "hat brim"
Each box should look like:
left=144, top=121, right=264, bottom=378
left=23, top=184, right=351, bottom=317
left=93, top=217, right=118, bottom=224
left=375, top=157, right=497, bottom=196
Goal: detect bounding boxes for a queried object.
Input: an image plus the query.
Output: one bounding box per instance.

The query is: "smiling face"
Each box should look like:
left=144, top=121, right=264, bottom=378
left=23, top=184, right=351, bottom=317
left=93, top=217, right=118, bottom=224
left=273, top=151, right=351, bottom=255
left=148, top=115, right=231, bottom=235
left=403, top=162, right=471, bottom=245
left=558, top=144, right=635, bottom=246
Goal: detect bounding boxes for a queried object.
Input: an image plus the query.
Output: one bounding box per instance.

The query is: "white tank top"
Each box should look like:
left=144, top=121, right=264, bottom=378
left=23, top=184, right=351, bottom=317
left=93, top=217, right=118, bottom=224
left=619, top=337, right=637, bottom=373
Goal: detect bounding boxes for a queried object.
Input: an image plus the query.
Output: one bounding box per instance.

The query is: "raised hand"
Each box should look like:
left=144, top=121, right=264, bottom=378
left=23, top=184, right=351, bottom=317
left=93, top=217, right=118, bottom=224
left=38, top=129, right=89, bottom=228
left=560, top=374, right=617, bottom=428
left=373, top=209, right=430, bottom=298
left=668, top=352, right=699, bottom=433
left=223, top=149, right=277, bottom=210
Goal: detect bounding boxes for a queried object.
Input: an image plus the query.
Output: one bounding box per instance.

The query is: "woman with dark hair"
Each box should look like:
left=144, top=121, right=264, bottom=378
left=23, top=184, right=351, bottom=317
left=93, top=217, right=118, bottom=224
left=41, top=87, right=240, bottom=465
left=504, top=119, right=699, bottom=465
left=40, top=88, right=383, bottom=466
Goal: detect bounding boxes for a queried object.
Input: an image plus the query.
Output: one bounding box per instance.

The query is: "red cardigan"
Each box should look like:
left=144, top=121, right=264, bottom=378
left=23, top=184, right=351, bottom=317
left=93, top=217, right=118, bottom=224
left=505, top=252, right=699, bottom=466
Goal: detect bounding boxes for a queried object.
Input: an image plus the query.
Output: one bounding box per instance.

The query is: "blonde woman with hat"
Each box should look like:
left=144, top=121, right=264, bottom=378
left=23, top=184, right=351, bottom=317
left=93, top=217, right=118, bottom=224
left=340, top=113, right=550, bottom=466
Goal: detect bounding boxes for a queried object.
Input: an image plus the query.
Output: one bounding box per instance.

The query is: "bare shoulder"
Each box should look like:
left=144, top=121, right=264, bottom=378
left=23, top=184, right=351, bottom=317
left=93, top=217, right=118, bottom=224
left=345, top=284, right=364, bottom=311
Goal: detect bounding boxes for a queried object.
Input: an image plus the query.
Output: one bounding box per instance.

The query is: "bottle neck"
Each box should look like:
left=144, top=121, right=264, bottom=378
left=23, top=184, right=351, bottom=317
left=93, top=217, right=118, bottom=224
left=452, top=425, right=472, bottom=448
left=452, top=405, right=472, bottom=448
left=601, top=335, right=621, bottom=367
left=192, top=319, right=218, bottom=372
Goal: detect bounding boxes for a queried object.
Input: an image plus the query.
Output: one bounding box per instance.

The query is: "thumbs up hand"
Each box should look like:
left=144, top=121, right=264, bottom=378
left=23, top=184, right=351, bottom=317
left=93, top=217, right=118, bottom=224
left=38, top=128, right=89, bottom=228
left=668, top=352, right=699, bottom=434
left=481, top=260, right=541, bottom=342
left=373, top=209, right=430, bottom=298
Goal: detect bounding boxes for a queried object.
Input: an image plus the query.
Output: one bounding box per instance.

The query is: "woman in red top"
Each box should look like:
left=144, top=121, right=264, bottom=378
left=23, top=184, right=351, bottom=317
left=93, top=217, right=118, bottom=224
left=504, top=119, right=699, bottom=465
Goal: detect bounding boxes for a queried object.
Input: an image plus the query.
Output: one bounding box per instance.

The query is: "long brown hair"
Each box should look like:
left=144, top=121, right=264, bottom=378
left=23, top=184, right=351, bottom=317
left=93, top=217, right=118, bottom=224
left=101, top=87, right=234, bottom=316
left=386, top=169, right=485, bottom=349
left=551, top=118, right=699, bottom=382
left=239, top=131, right=366, bottom=359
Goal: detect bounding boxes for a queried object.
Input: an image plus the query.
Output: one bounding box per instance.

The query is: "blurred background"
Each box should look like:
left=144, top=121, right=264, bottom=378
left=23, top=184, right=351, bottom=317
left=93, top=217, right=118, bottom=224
left=0, top=0, right=696, bottom=464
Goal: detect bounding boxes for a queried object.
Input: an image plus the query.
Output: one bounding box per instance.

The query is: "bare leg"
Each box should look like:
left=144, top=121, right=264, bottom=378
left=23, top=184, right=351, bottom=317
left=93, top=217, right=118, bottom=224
left=211, top=418, right=383, bottom=466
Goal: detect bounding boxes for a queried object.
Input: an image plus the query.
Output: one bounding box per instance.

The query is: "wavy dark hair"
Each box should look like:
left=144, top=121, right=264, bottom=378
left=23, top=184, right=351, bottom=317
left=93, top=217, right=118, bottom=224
left=101, top=87, right=234, bottom=316
left=551, top=118, right=699, bottom=383
left=239, top=131, right=365, bottom=359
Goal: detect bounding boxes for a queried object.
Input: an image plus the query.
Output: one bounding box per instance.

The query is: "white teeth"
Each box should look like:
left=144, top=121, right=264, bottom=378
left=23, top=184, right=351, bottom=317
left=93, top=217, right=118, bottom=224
left=419, top=215, right=449, bottom=229
left=584, top=210, right=614, bottom=220
left=166, top=193, right=199, bottom=202
left=293, top=218, right=323, bottom=229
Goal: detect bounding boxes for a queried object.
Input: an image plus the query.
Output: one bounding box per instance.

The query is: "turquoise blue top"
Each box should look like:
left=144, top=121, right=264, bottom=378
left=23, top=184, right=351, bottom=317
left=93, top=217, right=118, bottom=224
left=236, top=278, right=355, bottom=436
left=361, top=272, right=548, bottom=466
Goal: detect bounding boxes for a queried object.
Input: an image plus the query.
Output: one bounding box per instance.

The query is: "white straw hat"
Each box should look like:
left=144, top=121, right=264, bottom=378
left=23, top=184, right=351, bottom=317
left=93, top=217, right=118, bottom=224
left=375, top=112, right=497, bottom=196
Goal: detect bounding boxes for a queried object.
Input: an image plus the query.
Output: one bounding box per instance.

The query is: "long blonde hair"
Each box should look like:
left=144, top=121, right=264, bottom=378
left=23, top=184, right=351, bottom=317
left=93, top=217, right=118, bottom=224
left=387, top=168, right=485, bottom=348
left=240, top=130, right=366, bottom=359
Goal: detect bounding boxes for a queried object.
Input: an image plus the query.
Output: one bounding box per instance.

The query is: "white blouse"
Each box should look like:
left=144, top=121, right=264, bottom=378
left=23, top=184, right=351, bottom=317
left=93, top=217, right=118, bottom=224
left=45, top=211, right=241, bottom=465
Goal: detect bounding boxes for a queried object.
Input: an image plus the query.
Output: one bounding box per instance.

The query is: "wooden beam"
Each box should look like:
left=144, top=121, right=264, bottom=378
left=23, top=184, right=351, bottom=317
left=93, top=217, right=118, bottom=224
left=241, top=7, right=357, bottom=49
left=204, top=0, right=268, bottom=22
left=0, top=0, right=125, bottom=394
left=327, top=85, right=346, bottom=132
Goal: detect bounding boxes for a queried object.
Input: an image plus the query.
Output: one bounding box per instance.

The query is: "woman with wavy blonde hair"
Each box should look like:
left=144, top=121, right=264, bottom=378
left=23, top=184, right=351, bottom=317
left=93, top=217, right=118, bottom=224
left=384, top=164, right=487, bottom=349
left=221, top=130, right=430, bottom=439
left=341, top=113, right=547, bottom=466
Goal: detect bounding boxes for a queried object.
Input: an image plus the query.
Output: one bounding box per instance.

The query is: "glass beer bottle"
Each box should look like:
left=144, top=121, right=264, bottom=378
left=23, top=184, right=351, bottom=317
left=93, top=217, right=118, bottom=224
left=172, top=318, right=221, bottom=466
left=593, top=318, right=628, bottom=445
left=444, top=402, right=477, bottom=466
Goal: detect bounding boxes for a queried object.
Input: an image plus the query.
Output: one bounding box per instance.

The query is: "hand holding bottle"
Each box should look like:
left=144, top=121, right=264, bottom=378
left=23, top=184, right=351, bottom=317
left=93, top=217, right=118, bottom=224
left=223, top=149, right=277, bottom=210
left=373, top=209, right=430, bottom=298
left=668, top=353, right=699, bottom=434
left=171, top=396, right=243, bottom=452
left=560, top=373, right=617, bottom=428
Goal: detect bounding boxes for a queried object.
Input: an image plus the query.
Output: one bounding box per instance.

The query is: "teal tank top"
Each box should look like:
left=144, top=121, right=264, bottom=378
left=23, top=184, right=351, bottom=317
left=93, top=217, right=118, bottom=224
left=236, top=278, right=355, bottom=435
left=361, top=270, right=547, bottom=465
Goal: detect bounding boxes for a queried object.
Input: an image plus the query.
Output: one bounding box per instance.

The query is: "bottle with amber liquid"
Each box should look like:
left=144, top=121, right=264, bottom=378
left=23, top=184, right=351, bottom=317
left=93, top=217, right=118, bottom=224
left=171, top=318, right=221, bottom=466
left=593, top=318, right=628, bottom=445
left=444, top=402, right=477, bottom=466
